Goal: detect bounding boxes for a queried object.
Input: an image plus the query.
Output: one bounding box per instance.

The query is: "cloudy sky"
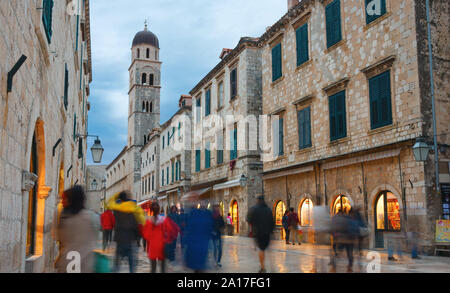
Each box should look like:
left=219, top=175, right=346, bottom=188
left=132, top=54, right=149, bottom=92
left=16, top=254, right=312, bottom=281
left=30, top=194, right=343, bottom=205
left=87, top=0, right=287, bottom=165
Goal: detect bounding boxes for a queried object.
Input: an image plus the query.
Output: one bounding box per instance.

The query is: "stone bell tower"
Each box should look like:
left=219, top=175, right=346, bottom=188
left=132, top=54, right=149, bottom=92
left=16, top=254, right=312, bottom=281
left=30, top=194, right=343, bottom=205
left=127, top=22, right=161, bottom=195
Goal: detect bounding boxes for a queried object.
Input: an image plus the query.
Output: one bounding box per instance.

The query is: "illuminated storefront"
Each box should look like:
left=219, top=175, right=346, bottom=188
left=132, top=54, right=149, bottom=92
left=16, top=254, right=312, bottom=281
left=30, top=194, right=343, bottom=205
left=299, top=199, right=313, bottom=227
left=332, top=195, right=352, bottom=215
left=375, top=191, right=401, bottom=248
left=229, top=200, right=239, bottom=234
left=274, top=201, right=287, bottom=239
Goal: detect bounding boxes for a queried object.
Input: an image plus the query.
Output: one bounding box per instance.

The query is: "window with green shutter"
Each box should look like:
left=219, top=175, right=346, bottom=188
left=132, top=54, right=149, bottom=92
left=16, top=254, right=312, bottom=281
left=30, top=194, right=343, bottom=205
left=205, top=89, right=211, bottom=117
left=78, top=137, right=83, bottom=159
left=162, top=170, right=164, bottom=186
left=298, top=107, right=312, bottom=149
left=272, top=43, right=282, bottom=82
left=230, top=69, right=237, bottom=100
left=279, top=118, right=284, bottom=156
left=329, top=91, right=347, bottom=141
left=172, top=161, right=175, bottom=183
left=166, top=167, right=169, bottom=185
left=325, top=0, right=342, bottom=48
left=205, top=142, right=211, bottom=169
left=369, top=70, right=392, bottom=129
left=73, top=114, right=77, bottom=141
left=365, top=0, right=386, bottom=24
left=296, top=23, right=309, bottom=67
left=64, top=64, right=69, bottom=110
left=162, top=136, right=165, bottom=149
left=42, top=0, right=54, bottom=43
left=195, top=150, right=201, bottom=172
left=230, top=128, right=238, bottom=161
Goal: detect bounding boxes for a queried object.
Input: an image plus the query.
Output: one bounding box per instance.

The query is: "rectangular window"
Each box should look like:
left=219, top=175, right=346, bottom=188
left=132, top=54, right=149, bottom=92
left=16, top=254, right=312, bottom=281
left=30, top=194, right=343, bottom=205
left=296, top=23, right=309, bottom=67
left=162, top=136, right=165, bottom=149
left=195, top=150, right=201, bottom=172
left=298, top=107, right=312, bottom=149
left=272, top=43, right=282, bottom=82
left=178, top=160, right=181, bottom=180
left=64, top=64, right=69, bottom=110
left=218, top=81, right=224, bottom=109
left=78, top=138, right=83, bottom=159
left=152, top=175, right=155, bottom=190
left=196, top=97, right=201, bottom=123
left=217, top=131, right=224, bottom=165
left=42, top=0, right=54, bottom=43
left=73, top=114, right=77, bottom=141
left=329, top=90, right=347, bottom=141
left=175, top=161, right=179, bottom=181
left=365, top=0, right=387, bottom=24
left=230, top=68, right=237, bottom=100
left=162, top=170, right=164, bottom=186
left=325, top=0, right=342, bottom=48
left=205, top=89, right=211, bottom=117
left=171, top=161, right=175, bottom=183
left=279, top=118, right=284, bottom=156
left=166, top=167, right=169, bottom=185
left=205, top=142, right=211, bottom=169
left=369, top=70, right=392, bottom=129
left=230, top=126, right=238, bottom=161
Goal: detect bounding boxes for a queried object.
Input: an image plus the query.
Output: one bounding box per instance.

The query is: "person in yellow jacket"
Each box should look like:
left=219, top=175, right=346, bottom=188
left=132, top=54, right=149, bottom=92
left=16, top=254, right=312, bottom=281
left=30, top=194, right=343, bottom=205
left=107, top=191, right=145, bottom=273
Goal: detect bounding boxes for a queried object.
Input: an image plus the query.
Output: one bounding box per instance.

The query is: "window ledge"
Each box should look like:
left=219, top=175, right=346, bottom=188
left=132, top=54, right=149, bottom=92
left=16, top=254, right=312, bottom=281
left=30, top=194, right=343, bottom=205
left=296, top=59, right=313, bottom=72
left=271, top=76, right=285, bottom=87
left=364, top=12, right=391, bottom=31
left=296, top=146, right=314, bottom=155
left=367, top=123, right=396, bottom=136
left=329, top=136, right=351, bottom=146
left=325, top=39, right=346, bottom=54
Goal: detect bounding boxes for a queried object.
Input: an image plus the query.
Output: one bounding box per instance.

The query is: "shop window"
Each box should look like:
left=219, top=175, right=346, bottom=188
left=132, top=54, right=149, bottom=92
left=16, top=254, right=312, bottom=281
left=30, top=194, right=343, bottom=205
left=299, top=199, right=313, bottom=227
left=229, top=200, right=239, bottom=234
left=375, top=191, right=401, bottom=231
left=332, top=195, right=351, bottom=215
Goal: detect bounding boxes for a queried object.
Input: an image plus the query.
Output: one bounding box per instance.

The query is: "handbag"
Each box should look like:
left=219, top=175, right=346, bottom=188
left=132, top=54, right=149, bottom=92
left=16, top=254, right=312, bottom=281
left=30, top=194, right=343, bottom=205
left=94, top=251, right=111, bottom=273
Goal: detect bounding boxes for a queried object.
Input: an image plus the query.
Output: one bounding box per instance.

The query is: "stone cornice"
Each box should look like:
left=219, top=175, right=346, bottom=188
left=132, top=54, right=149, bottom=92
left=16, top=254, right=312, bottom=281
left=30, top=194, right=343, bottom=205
left=106, top=146, right=128, bottom=170
left=85, top=0, right=93, bottom=82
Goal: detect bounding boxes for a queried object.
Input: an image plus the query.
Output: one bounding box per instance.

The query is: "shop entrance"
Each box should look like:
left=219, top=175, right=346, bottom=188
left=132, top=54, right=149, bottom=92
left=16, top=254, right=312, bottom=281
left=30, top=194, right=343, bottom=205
left=229, top=200, right=239, bottom=234
left=374, top=191, right=401, bottom=248
left=332, top=195, right=352, bottom=215
left=275, top=200, right=287, bottom=240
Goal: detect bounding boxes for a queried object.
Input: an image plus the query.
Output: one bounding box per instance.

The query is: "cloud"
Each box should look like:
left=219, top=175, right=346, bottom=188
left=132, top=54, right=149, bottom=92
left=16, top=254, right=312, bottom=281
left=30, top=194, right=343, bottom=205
left=87, top=0, right=286, bottom=164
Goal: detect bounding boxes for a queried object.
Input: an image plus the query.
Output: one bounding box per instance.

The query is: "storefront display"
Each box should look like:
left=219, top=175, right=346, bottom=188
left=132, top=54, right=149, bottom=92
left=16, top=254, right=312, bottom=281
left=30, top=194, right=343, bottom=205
left=299, top=199, right=313, bottom=227
left=332, top=195, right=351, bottom=215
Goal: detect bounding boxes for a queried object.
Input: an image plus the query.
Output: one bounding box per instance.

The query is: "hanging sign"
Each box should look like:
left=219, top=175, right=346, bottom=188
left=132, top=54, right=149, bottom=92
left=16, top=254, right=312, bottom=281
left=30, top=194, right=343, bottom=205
left=435, top=220, right=450, bottom=243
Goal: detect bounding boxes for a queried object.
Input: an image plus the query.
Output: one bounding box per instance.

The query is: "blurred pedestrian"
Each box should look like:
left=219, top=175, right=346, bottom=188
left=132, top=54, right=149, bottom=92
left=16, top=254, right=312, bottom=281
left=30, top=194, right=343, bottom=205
left=143, top=202, right=179, bottom=273
left=247, top=196, right=275, bottom=273
left=101, top=208, right=115, bottom=251
left=226, top=213, right=233, bottom=236
left=166, top=205, right=180, bottom=262
left=330, top=210, right=358, bottom=273
left=288, top=208, right=301, bottom=245
left=107, top=191, right=145, bottom=273
left=55, top=186, right=99, bottom=273
left=184, top=201, right=214, bottom=273
left=282, top=210, right=290, bottom=244
left=212, top=204, right=225, bottom=268
left=387, top=232, right=404, bottom=261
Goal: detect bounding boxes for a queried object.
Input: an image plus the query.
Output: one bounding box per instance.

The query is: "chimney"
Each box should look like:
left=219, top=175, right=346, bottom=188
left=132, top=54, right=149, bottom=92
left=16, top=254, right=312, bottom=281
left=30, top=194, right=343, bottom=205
left=288, top=0, right=299, bottom=10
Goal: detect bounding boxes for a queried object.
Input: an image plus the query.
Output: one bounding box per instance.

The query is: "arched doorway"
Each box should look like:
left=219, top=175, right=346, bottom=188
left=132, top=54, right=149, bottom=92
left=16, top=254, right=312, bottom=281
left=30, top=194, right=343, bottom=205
left=26, top=133, right=38, bottom=257
left=274, top=200, right=287, bottom=240
left=219, top=201, right=224, bottom=217
left=229, top=200, right=239, bottom=234
left=332, top=195, right=352, bottom=215
left=374, top=191, right=401, bottom=248
left=299, top=198, right=314, bottom=243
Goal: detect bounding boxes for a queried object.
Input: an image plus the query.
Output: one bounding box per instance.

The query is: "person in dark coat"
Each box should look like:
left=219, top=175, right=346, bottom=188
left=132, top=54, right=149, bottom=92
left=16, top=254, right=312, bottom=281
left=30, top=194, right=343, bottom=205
left=287, top=208, right=301, bottom=245
left=247, top=196, right=275, bottom=273
left=166, top=205, right=180, bottom=262
left=330, top=210, right=358, bottom=273
left=212, top=204, right=225, bottom=267
left=282, top=210, right=290, bottom=244
left=184, top=201, right=214, bottom=273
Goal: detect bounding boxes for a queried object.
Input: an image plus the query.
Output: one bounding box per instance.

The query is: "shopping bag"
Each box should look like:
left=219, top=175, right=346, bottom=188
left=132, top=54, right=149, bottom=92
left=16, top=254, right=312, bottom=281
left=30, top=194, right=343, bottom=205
left=94, top=251, right=111, bottom=273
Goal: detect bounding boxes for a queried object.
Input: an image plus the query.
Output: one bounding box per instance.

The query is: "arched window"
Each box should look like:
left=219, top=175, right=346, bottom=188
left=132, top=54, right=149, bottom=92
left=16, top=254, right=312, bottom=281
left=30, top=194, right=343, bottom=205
left=332, top=195, right=351, bottom=215
left=155, top=51, right=158, bottom=60
left=149, top=74, right=154, bottom=86
left=142, top=73, right=147, bottom=85
left=146, top=48, right=150, bottom=59
left=26, top=133, right=38, bottom=256
left=274, top=201, right=286, bottom=226
left=137, top=48, right=140, bottom=59
left=144, top=136, right=147, bottom=145
left=146, top=102, right=149, bottom=113
left=150, top=102, right=153, bottom=113
left=142, top=101, right=146, bottom=112
left=299, top=199, right=313, bottom=227
left=375, top=191, right=401, bottom=231
left=229, top=200, right=239, bottom=234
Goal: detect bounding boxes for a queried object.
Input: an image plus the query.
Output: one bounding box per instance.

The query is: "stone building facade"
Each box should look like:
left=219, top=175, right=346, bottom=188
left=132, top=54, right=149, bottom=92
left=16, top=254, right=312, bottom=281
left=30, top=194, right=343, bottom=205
left=86, top=165, right=106, bottom=213
left=189, top=39, right=264, bottom=236
left=106, top=24, right=161, bottom=201
left=0, top=0, right=93, bottom=272
left=139, top=128, right=161, bottom=210
left=260, top=0, right=449, bottom=253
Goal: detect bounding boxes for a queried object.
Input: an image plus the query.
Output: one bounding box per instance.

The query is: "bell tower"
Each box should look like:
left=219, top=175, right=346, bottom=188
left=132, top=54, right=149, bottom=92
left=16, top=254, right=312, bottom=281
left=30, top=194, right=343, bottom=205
left=127, top=22, right=161, bottom=194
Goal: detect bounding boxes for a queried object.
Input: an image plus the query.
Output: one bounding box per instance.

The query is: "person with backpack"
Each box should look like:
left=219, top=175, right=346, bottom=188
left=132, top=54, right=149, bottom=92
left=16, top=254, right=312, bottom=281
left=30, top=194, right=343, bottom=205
left=247, top=196, right=275, bottom=273
left=107, top=191, right=145, bottom=273
left=287, top=208, right=301, bottom=245
left=55, top=186, right=99, bottom=273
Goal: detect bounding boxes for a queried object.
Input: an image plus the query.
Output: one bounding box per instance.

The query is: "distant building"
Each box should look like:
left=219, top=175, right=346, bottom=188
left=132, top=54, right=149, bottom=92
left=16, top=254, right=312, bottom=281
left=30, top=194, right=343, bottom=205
left=0, top=0, right=93, bottom=272
left=86, top=165, right=107, bottom=213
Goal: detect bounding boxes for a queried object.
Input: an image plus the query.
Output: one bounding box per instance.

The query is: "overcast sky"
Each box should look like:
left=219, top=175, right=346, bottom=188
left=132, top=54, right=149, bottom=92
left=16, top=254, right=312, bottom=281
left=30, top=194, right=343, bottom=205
left=87, top=0, right=287, bottom=165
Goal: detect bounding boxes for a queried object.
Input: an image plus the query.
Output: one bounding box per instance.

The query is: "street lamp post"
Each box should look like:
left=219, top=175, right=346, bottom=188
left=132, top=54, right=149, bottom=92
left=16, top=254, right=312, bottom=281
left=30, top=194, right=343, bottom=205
left=75, top=134, right=105, bottom=163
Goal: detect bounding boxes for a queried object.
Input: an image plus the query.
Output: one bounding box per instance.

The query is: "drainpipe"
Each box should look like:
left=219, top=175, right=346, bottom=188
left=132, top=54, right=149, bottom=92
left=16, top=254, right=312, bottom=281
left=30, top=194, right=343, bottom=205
left=426, top=0, right=440, bottom=196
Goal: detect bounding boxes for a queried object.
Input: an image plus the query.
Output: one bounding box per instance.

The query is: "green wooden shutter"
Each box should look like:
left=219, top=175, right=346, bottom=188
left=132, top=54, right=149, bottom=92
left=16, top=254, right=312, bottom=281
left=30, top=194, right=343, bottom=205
left=162, top=170, right=164, bottom=186
left=78, top=138, right=83, bottom=159
left=296, top=23, right=309, bottom=66
left=370, top=70, right=392, bottom=129
left=366, top=0, right=387, bottom=24
left=64, top=64, right=69, bottom=110
left=167, top=167, right=169, bottom=185
left=329, top=94, right=337, bottom=141
left=230, top=128, right=237, bottom=160
left=230, top=69, right=237, bottom=99
left=205, top=143, right=211, bottom=169
left=172, top=162, right=174, bottom=183
left=195, top=150, right=201, bottom=172
left=272, top=43, right=282, bottom=81
left=326, top=0, right=342, bottom=48
left=73, top=114, right=77, bottom=141
left=299, top=107, right=312, bottom=149
left=205, top=89, right=211, bottom=116
left=298, top=110, right=304, bottom=148
left=336, top=91, right=347, bottom=139
left=42, top=0, right=54, bottom=43
left=279, top=118, right=284, bottom=156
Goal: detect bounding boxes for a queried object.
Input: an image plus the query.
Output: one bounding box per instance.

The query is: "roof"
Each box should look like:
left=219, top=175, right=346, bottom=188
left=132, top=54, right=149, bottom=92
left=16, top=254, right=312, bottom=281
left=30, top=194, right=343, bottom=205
left=132, top=27, right=160, bottom=48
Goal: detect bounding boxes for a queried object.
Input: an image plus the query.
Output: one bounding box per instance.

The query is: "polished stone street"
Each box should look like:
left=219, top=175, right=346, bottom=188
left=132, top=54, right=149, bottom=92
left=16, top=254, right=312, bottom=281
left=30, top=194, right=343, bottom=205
left=108, top=236, right=450, bottom=274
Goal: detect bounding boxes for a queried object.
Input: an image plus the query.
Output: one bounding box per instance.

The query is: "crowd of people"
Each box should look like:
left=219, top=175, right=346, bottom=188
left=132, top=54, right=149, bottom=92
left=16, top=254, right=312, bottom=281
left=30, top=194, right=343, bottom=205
left=55, top=185, right=422, bottom=273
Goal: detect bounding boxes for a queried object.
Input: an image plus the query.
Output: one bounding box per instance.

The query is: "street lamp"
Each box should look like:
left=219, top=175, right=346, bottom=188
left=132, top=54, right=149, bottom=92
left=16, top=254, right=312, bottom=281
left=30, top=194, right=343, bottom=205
left=75, top=134, right=104, bottom=163
left=412, top=138, right=432, bottom=162
left=240, top=174, right=248, bottom=188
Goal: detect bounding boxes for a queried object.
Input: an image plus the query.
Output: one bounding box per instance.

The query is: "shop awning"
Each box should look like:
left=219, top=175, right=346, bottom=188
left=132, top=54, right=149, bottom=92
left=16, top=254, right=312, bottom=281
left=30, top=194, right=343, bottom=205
left=322, top=148, right=401, bottom=170
left=213, top=178, right=241, bottom=191
left=263, top=165, right=314, bottom=180
left=181, top=187, right=212, bottom=202
left=138, top=199, right=151, bottom=206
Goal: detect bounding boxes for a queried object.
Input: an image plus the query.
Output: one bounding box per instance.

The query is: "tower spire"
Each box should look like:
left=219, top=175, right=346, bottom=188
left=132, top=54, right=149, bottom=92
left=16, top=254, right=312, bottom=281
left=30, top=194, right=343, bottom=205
left=144, top=19, right=148, bottom=31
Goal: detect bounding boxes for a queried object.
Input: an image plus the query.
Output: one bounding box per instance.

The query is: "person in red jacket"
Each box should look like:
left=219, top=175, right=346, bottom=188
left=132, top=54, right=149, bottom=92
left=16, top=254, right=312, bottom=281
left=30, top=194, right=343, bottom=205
left=100, top=209, right=115, bottom=251
left=287, top=208, right=301, bottom=246
left=143, top=202, right=179, bottom=273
